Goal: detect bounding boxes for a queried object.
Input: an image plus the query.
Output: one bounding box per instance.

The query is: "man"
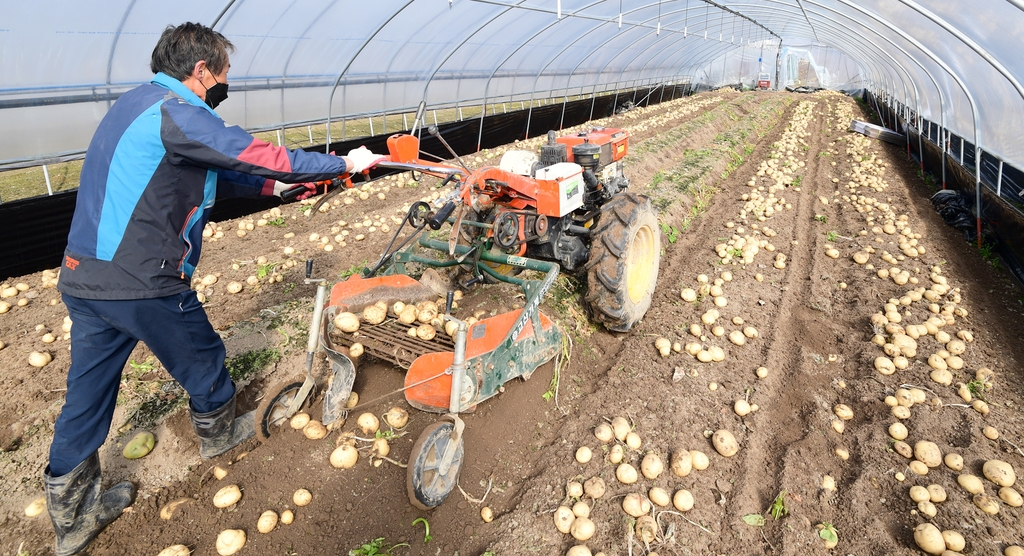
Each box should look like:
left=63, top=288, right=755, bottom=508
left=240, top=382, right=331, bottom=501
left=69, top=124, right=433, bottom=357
left=46, top=22, right=384, bottom=555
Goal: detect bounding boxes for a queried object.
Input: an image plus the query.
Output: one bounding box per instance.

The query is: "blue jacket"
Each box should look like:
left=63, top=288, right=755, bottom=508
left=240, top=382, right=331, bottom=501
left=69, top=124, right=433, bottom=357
left=58, top=72, right=346, bottom=300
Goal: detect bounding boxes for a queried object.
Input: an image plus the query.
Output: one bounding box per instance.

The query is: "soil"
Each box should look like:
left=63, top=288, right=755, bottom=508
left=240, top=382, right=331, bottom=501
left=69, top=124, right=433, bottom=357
left=2, top=89, right=1023, bottom=556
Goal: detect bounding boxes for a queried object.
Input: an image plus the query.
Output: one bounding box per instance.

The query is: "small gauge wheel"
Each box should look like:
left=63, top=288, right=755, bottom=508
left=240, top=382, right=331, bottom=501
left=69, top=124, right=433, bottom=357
left=406, top=422, right=465, bottom=510
left=492, top=211, right=520, bottom=251
left=255, top=379, right=307, bottom=441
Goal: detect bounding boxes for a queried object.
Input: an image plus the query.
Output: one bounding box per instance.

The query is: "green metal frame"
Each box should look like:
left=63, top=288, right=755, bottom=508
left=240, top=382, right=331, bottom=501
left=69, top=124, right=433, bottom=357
left=389, top=233, right=563, bottom=411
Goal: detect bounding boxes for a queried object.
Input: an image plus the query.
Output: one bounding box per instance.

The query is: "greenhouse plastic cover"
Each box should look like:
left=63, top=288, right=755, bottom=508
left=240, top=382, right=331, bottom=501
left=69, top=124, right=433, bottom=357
left=1, top=0, right=1023, bottom=170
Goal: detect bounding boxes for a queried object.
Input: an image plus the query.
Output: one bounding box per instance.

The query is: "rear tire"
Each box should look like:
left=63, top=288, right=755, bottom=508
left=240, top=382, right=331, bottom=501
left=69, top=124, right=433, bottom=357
left=583, top=192, right=660, bottom=332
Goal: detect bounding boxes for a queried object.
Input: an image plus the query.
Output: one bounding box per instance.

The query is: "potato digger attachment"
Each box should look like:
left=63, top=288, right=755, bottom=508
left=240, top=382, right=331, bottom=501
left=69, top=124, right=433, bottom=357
left=257, top=102, right=660, bottom=510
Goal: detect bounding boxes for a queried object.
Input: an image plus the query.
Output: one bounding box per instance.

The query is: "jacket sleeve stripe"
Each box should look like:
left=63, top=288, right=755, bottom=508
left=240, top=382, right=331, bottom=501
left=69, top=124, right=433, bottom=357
left=236, top=138, right=293, bottom=173
left=97, top=102, right=166, bottom=261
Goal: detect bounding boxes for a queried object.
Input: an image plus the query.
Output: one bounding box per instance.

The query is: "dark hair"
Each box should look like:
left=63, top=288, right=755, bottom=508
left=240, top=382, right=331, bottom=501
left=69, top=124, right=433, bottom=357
left=150, top=22, right=235, bottom=81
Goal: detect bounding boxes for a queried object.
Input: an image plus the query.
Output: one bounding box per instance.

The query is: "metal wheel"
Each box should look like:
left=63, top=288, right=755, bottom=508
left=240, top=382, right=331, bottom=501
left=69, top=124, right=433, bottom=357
left=255, top=378, right=306, bottom=441
left=406, top=422, right=465, bottom=510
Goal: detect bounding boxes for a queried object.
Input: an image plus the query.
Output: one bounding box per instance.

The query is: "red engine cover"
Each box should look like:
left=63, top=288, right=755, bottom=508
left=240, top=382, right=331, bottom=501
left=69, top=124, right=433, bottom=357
left=556, top=127, right=629, bottom=167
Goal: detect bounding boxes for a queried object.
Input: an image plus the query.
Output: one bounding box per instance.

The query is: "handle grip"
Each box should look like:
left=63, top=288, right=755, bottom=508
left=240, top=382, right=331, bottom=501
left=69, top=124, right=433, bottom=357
left=280, top=184, right=310, bottom=202
left=305, top=259, right=313, bottom=279
left=429, top=201, right=457, bottom=230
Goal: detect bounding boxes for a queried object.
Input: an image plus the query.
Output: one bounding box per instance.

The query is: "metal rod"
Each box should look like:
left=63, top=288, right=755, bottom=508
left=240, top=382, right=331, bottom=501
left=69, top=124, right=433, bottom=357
left=996, top=159, right=1005, bottom=197
left=43, top=164, right=53, bottom=195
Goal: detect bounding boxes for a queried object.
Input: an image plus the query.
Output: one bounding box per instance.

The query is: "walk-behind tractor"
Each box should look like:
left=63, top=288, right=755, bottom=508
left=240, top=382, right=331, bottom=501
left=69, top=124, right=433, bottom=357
left=257, top=103, right=661, bottom=509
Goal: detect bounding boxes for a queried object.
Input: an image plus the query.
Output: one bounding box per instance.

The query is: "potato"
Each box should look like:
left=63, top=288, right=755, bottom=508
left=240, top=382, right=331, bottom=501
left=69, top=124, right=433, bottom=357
left=24, top=496, right=45, bottom=517
left=383, top=406, right=409, bottom=429
left=583, top=477, right=605, bottom=499
left=122, top=431, right=155, bottom=459
left=362, top=305, right=386, bottom=325
left=670, top=449, right=693, bottom=477
left=655, top=337, right=672, bottom=357
left=575, top=446, right=593, bottom=464
left=213, top=466, right=228, bottom=480
left=917, top=500, right=937, bottom=517
left=908, top=460, right=929, bottom=476
left=157, top=545, right=191, bottom=556
left=280, top=509, right=294, bottom=524
left=622, top=492, right=650, bottom=517
left=334, top=312, right=360, bottom=333
left=834, top=404, right=853, bottom=420
left=673, top=489, right=695, bottom=511
left=999, top=486, right=1023, bottom=507
left=874, top=356, right=896, bottom=375
left=712, top=429, right=738, bottom=457
left=28, top=351, right=52, bottom=368
left=927, top=484, right=947, bottom=503
left=734, top=400, right=751, bottom=416
left=594, top=423, right=614, bottom=443
left=957, top=474, right=984, bottom=494
left=416, top=323, right=436, bottom=341
left=888, top=422, right=908, bottom=440
left=566, top=546, right=592, bottom=556
left=213, top=485, right=242, bottom=508
left=566, top=481, right=583, bottom=498
left=480, top=506, right=494, bottom=523
left=625, top=431, right=642, bottom=450
left=571, top=501, right=590, bottom=519
left=944, top=453, right=964, bottom=471
left=258, top=510, right=279, bottom=533
left=302, top=420, right=327, bottom=440
left=649, top=487, right=671, bottom=507
left=941, top=530, right=965, bottom=552
left=611, top=416, right=630, bottom=441
left=553, top=506, right=574, bottom=533
left=641, top=453, right=664, bottom=479
left=608, top=444, right=624, bottom=464
left=983, top=459, right=1016, bottom=487
left=216, top=529, right=246, bottom=555
left=330, top=444, right=358, bottom=469
left=690, top=450, right=710, bottom=470
left=914, top=523, right=945, bottom=555
left=1008, top=548, right=1024, bottom=556
left=357, top=412, right=380, bottom=435
left=399, top=305, right=419, bottom=324
left=293, top=488, right=312, bottom=506
left=635, top=514, right=658, bottom=543
left=349, top=343, right=365, bottom=358
left=290, top=412, right=310, bottom=429
left=616, top=463, right=638, bottom=484
left=914, top=441, right=942, bottom=468
left=570, top=516, right=595, bottom=541
left=973, top=493, right=999, bottom=515
left=160, top=497, right=191, bottom=520
left=893, top=441, right=912, bottom=459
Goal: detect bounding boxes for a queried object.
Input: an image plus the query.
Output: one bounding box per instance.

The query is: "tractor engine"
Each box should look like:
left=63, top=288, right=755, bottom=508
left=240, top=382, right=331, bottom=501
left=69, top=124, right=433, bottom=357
left=490, top=127, right=631, bottom=272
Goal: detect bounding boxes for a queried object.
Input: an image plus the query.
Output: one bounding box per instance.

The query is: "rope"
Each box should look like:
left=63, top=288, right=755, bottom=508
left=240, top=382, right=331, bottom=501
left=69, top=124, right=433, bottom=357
left=344, top=367, right=450, bottom=413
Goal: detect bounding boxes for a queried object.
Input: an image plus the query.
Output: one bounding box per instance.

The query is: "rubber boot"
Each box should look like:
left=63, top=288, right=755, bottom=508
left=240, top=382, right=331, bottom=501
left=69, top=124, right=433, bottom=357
left=190, top=394, right=255, bottom=459
left=44, top=452, right=135, bottom=556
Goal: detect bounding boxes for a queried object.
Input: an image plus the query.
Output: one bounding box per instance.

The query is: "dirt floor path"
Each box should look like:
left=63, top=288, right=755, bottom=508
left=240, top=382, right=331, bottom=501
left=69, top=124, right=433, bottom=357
left=2, top=90, right=1024, bottom=556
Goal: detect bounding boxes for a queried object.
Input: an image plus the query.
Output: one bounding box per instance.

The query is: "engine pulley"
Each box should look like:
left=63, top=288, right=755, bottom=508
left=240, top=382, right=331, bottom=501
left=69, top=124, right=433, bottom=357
left=492, top=211, right=520, bottom=250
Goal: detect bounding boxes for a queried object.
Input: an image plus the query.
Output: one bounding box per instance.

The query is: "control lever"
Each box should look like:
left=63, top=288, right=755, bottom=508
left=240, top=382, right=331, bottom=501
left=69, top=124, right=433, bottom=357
left=428, top=125, right=471, bottom=173
left=429, top=201, right=457, bottom=230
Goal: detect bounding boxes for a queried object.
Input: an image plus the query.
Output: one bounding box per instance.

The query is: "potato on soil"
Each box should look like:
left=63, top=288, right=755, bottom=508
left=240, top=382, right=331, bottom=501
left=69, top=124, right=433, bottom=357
left=280, top=509, right=294, bottom=524
left=330, top=444, right=358, bottom=469
left=216, top=529, right=246, bottom=555
left=608, top=444, right=624, bottom=464
left=480, top=506, right=494, bottom=522
left=258, top=510, right=279, bottom=533
left=611, top=416, right=630, bottom=441
left=293, top=488, right=312, bottom=506
left=583, top=477, right=606, bottom=499
left=566, top=480, right=583, bottom=498
left=942, top=530, right=965, bottom=552
left=622, top=492, right=650, bottom=517
left=357, top=412, right=380, bottom=435
left=690, top=450, right=710, bottom=470
left=712, top=429, right=738, bottom=457
left=554, top=506, right=575, bottom=533
left=566, top=546, right=592, bottom=556
left=122, top=431, right=155, bottom=459
left=641, top=453, right=664, bottom=479
left=671, top=449, right=693, bottom=477
left=649, top=487, right=671, bottom=507
left=999, top=486, right=1023, bottom=507
left=575, top=446, right=593, bottom=464
left=160, top=497, right=191, bottom=520
left=973, top=493, right=999, bottom=515
left=213, top=465, right=228, bottom=480
left=28, top=351, right=52, bottom=368
left=302, top=420, right=327, bottom=440
left=24, top=496, right=45, bottom=517
left=635, top=515, right=657, bottom=543
left=570, top=516, right=595, bottom=541
left=914, top=523, right=945, bottom=555
left=673, top=489, right=695, bottom=511
left=383, top=406, right=409, bottom=429
left=982, top=459, right=1016, bottom=487
left=213, top=485, right=242, bottom=508
left=957, top=474, right=984, bottom=494
left=157, top=545, right=190, bottom=556
left=914, top=441, right=942, bottom=467
left=572, top=501, right=590, bottom=518
left=616, top=463, right=638, bottom=484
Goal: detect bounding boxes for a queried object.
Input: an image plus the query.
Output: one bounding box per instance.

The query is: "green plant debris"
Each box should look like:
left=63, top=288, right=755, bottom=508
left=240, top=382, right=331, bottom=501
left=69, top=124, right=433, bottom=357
left=818, top=522, right=838, bottom=543
left=226, top=348, right=281, bottom=382
left=769, top=491, right=789, bottom=520
left=412, top=517, right=432, bottom=544
left=826, top=231, right=839, bottom=242
left=814, top=214, right=828, bottom=224
left=659, top=221, right=679, bottom=243
left=267, top=216, right=287, bottom=227
left=742, top=514, right=766, bottom=527
left=341, top=261, right=368, bottom=279
left=349, top=537, right=410, bottom=556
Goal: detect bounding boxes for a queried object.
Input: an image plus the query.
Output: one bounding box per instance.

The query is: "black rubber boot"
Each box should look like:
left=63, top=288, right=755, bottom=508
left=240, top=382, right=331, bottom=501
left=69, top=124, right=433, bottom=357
left=190, top=394, right=255, bottom=459
left=44, top=452, right=135, bottom=556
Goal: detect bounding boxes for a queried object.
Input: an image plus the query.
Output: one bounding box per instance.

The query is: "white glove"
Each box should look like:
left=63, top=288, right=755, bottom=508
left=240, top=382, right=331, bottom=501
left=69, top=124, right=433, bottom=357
left=346, top=146, right=386, bottom=174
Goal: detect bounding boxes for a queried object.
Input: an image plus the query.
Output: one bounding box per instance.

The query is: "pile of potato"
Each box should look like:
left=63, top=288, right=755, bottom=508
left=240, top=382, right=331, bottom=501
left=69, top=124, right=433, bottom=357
left=550, top=417, right=731, bottom=555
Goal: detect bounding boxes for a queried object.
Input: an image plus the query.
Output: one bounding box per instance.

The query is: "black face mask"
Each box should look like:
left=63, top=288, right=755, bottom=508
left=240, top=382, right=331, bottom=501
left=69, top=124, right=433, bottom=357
left=203, top=73, right=229, bottom=110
